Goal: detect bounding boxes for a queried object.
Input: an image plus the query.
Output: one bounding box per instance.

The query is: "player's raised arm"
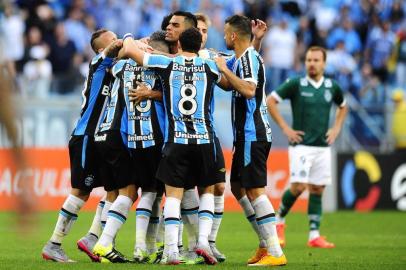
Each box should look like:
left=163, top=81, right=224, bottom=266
left=251, top=19, right=267, bottom=52
left=214, top=55, right=255, bottom=98
left=122, top=34, right=152, bottom=65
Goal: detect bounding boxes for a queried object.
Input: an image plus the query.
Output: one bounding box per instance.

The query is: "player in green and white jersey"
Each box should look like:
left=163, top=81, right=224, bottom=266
left=267, top=46, right=348, bottom=249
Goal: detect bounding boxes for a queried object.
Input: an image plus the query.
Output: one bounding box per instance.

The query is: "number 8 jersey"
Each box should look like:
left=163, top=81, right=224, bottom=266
left=143, top=53, right=221, bottom=145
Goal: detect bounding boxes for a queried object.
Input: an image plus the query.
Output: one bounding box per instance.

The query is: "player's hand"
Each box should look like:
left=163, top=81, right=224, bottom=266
left=214, top=56, right=227, bottom=73
left=326, top=127, right=340, bottom=145
left=105, top=39, right=123, bottom=58
left=283, top=127, right=304, bottom=144
left=251, top=19, right=268, bottom=40
left=129, top=81, right=151, bottom=104
left=135, top=40, right=153, bottom=53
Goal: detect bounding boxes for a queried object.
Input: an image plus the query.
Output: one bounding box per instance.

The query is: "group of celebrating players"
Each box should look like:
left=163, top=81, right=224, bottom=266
left=41, top=8, right=347, bottom=267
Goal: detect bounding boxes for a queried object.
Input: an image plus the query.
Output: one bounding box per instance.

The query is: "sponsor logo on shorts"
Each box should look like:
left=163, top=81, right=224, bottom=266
left=85, top=175, right=95, bottom=187
left=94, top=134, right=107, bottom=142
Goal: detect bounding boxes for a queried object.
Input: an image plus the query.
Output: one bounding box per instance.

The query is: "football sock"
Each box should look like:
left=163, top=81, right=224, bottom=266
left=308, top=193, right=322, bottom=240
left=164, top=197, right=181, bottom=254
left=100, top=200, right=113, bottom=230
left=87, top=198, right=105, bottom=237
left=277, top=189, right=298, bottom=222
left=146, top=195, right=162, bottom=253
left=198, top=193, right=214, bottom=247
left=251, top=195, right=283, bottom=257
left=99, top=195, right=133, bottom=247
left=50, top=194, right=85, bottom=244
left=208, top=195, right=224, bottom=245
left=239, top=195, right=266, bottom=248
left=181, top=189, right=199, bottom=251
left=135, top=192, right=156, bottom=251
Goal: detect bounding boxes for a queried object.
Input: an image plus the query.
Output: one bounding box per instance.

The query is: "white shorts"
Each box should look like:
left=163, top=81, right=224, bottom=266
left=288, top=145, right=332, bottom=186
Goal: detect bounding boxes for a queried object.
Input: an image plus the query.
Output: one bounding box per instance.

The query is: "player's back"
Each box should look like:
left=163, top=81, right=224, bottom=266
left=74, top=53, right=114, bottom=136
left=147, top=54, right=221, bottom=144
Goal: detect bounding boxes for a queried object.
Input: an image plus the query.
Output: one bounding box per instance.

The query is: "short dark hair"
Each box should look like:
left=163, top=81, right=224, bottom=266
left=90, top=28, right=108, bottom=53
left=149, top=30, right=170, bottom=53
left=307, top=46, right=327, bottom=61
left=161, top=13, right=173, bottom=30
left=225, top=15, right=251, bottom=39
left=179, top=27, right=201, bottom=53
left=173, top=10, right=197, bottom=28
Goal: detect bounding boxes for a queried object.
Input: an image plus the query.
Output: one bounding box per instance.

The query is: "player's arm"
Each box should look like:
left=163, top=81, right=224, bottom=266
left=129, top=81, right=163, bottom=104
left=251, top=19, right=267, bottom=52
left=326, top=85, right=348, bottom=145
left=266, top=81, right=304, bottom=143
left=122, top=34, right=152, bottom=65
left=214, top=56, right=255, bottom=98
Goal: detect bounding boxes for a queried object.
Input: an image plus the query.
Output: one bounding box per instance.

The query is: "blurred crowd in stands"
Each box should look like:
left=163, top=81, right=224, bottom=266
left=1, top=0, right=406, bottom=148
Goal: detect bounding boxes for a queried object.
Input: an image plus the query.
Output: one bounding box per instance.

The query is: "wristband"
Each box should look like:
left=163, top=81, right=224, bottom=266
left=123, top=33, right=134, bottom=41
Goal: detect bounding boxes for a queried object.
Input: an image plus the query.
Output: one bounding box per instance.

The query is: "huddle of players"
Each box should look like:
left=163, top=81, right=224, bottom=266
left=42, top=10, right=287, bottom=266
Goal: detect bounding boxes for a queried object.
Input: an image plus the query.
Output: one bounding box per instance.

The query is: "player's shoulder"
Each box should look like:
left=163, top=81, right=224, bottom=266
left=284, top=76, right=302, bottom=86
left=323, top=76, right=340, bottom=90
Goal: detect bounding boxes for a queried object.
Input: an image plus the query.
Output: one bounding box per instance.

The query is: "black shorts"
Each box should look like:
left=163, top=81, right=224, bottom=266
left=156, top=143, right=217, bottom=188
left=94, top=131, right=132, bottom=191
left=184, top=137, right=226, bottom=190
left=230, top=141, right=271, bottom=188
left=69, top=135, right=103, bottom=192
left=214, top=137, right=226, bottom=183
left=129, top=144, right=164, bottom=193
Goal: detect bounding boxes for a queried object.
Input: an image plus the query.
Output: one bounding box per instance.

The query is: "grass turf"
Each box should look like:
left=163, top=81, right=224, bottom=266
left=0, top=211, right=405, bottom=269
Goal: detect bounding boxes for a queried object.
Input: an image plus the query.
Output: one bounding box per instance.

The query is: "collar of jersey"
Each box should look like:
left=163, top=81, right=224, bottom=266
left=306, top=75, right=325, bottom=89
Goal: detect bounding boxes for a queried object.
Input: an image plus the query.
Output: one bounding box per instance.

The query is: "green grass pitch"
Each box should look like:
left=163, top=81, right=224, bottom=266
left=0, top=211, right=405, bottom=269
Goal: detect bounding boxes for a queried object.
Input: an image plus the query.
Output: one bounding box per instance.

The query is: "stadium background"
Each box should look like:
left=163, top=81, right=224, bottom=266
left=1, top=0, right=405, bottom=212
left=0, top=1, right=405, bottom=269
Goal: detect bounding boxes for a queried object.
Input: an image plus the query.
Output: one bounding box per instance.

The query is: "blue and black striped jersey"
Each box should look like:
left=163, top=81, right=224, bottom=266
left=228, top=46, right=272, bottom=143
left=97, top=60, right=127, bottom=136
left=120, top=59, right=165, bottom=149
left=143, top=53, right=221, bottom=144
left=73, top=53, right=114, bottom=136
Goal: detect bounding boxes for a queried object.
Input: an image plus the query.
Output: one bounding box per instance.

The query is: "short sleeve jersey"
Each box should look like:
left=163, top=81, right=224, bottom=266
left=272, top=76, right=346, bottom=147
left=228, top=46, right=272, bottom=143
left=74, top=53, right=114, bottom=136
left=143, top=53, right=221, bottom=145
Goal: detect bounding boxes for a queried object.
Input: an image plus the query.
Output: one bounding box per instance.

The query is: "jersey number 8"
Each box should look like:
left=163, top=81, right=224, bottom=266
left=178, top=84, right=197, bottom=116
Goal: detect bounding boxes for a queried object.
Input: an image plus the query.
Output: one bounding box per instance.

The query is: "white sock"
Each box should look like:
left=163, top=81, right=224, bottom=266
left=209, top=195, right=224, bottom=245
left=135, top=192, right=156, bottom=251
left=50, top=194, right=85, bottom=244
left=98, top=195, right=133, bottom=247
left=309, top=230, right=320, bottom=241
left=277, top=214, right=286, bottom=224
left=163, top=197, right=181, bottom=254
left=181, top=189, right=199, bottom=251
left=88, top=198, right=105, bottom=237
left=101, top=200, right=113, bottom=230
left=239, top=195, right=266, bottom=248
left=178, top=219, right=184, bottom=250
left=251, top=195, right=283, bottom=257
left=198, top=193, right=214, bottom=248
left=156, top=208, right=165, bottom=244
left=146, top=196, right=162, bottom=253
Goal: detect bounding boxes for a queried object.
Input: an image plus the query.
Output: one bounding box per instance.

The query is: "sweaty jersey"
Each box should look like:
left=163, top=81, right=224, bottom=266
left=74, top=53, right=114, bottom=136
left=143, top=53, right=221, bottom=144
left=272, top=76, right=346, bottom=147
left=119, top=59, right=165, bottom=149
left=228, top=46, right=272, bottom=143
